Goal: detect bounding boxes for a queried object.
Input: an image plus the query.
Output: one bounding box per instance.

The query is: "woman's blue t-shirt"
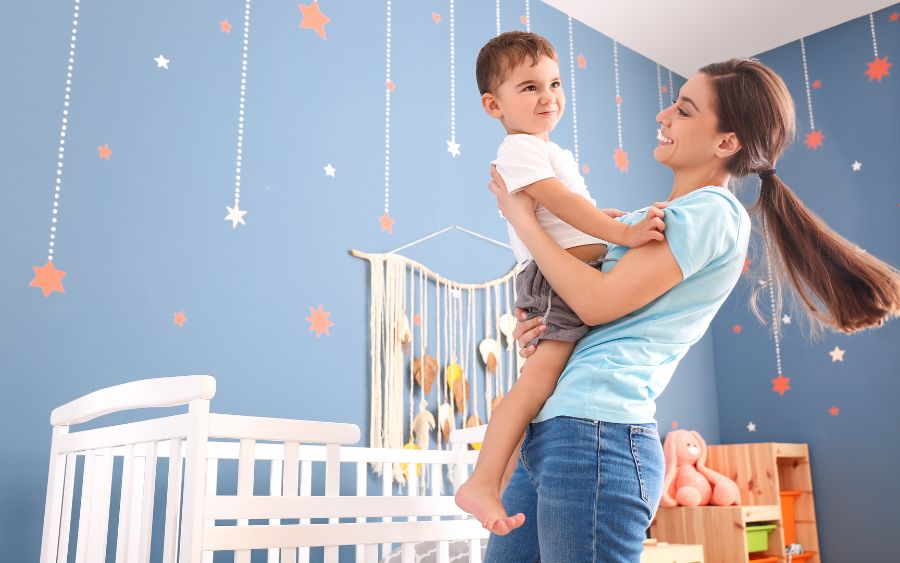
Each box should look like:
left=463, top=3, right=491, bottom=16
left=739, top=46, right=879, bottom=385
left=534, top=186, right=751, bottom=424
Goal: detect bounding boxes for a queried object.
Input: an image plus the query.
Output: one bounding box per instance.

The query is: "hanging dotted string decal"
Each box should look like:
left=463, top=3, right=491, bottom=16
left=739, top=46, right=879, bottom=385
left=380, top=0, right=395, bottom=234
left=612, top=41, right=629, bottom=172
left=522, top=0, right=530, bottom=31
left=656, top=64, right=663, bottom=113
left=567, top=17, right=580, bottom=168
left=668, top=68, right=674, bottom=99
left=224, top=0, right=253, bottom=228
left=495, top=0, right=501, bottom=36
left=29, top=0, right=82, bottom=297
left=763, top=216, right=790, bottom=396
left=865, top=13, right=892, bottom=81
left=446, top=0, right=461, bottom=158
left=799, top=37, right=825, bottom=150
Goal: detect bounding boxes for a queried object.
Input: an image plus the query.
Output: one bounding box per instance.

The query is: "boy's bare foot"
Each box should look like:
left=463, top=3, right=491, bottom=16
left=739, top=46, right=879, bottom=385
left=455, top=480, right=525, bottom=536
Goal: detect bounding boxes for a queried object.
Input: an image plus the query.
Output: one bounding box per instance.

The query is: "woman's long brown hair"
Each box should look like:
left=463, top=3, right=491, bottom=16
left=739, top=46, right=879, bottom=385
left=700, top=58, right=900, bottom=333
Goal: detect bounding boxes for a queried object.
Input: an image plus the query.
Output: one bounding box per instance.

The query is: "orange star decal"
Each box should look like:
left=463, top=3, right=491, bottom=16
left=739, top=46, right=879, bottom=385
left=380, top=212, right=395, bottom=234
left=742, top=258, right=752, bottom=273
left=890, top=12, right=899, bottom=22
left=577, top=54, right=586, bottom=69
left=306, top=304, right=334, bottom=337
left=732, top=324, right=743, bottom=334
left=432, top=12, right=441, bottom=24
left=413, top=314, right=422, bottom=326
left=613, top=147, right=629, bottom=172
left=811, top=79, right=821, bottom=89
left=582, top=164, right=590, bottom=174
left=772, top=373, right=791, bottom=396
left=29, top=261, right=66, bottom=297
left=298, top=1, right=330, bottom=40
left=520, top=15, right=528, bottom=25
left=219, top=19, right=232, bottom=33
left=671, top=420, right=678, bottom=429
left=865, top=56, right=892, bottom=82
left=661, top=84, right=668, bottom=94
left=804, top=130, right=824, bottom=150
left=173, top=311, right=187, bottom=327
left=386, top=79, right=395, bottom=92
left=98, top=144, right=112, bottom=160
left=616, top=95, right=622, bottom=105
left=828, top=406, right=840, bottom=416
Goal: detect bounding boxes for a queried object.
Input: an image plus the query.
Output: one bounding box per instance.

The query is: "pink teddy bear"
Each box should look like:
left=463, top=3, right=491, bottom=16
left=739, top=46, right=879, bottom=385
left=660, top=430, right=741, bottom=507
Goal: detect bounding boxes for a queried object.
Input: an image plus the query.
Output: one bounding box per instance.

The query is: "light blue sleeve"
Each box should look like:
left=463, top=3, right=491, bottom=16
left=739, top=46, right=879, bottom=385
left=664, top=190, right=744, bottom=280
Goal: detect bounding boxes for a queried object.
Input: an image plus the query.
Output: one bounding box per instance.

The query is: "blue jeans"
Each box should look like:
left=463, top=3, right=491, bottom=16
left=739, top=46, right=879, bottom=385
left=484, top=416, right=665, bottom=563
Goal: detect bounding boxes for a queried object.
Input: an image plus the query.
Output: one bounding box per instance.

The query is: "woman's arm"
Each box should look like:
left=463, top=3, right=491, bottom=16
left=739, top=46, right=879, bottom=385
left=514, top=217, right=683, bottom=325
left=489, top=165, right=681, bottom=327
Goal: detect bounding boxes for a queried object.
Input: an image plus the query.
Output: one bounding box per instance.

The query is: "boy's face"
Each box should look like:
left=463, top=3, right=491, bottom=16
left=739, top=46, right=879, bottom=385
left=483, top=55, right=565, bottom=140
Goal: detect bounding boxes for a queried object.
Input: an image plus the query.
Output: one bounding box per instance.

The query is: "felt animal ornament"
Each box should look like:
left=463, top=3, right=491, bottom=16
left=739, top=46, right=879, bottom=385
left=661, top=429, right=741, bottom=507
left=411, top=399, right=436, bottom=451
left=412, top=355, right=437, bottom=394
left=438, top=402, right=454, bottom=440
left=478, top=338, right=501, bottom=374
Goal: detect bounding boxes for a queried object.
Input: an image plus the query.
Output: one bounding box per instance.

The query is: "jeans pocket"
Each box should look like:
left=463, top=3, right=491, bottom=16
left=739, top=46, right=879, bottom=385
left=629, top=424, right=664, bottom=516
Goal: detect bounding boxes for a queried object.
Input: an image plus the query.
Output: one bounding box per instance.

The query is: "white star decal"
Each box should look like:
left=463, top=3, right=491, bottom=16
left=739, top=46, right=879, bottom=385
left=747, top=422, right=756, bottom=432
left=447, top=139, right=461, bottom=157
left=224, top=202, right=247, bottom=228
left=782, top=314, right=791, bottom=325
left=154, top=54, right=170, bottom=69
left=851, top=160, right=862, bottom=172
left=324, top=163, right=336, bottom=177
left=828, top=346, right=845, bottom=362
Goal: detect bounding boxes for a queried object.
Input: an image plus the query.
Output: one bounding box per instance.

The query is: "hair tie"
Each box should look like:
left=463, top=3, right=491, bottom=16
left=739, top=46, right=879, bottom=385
left=758, top=169, right=776, bottom=179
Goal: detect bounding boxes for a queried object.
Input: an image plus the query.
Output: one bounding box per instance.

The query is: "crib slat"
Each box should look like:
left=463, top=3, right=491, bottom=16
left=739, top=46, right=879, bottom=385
left=180, top=398, right=211, bottom=563
left=355, top=462, right=366, bottom=563
left=138, top=445, right=159, bottom=563
left=280, top=441, right=299, bottom=563
left=235, top=438, right=256, bottom=563
left=401, top=543, right=415, bottom=563
left=364, top=544, right=379, bottom=563
left=437, top=540, right=450, bottom=563
left=114, top=445, right=135, bottom=563
left=268, top=455, right=283, bottom=563
left=299, top=459, right=312, bottom=563
left=381, top=461, right=393, bottom=558
left=202, top=458, right=218, bottom=563
left=56, top=453, right=77, bottom=563
left=74, top=452, right=95, bottom=563
left=84, top=448, right=115, bottom=562
left=40, top=426, right=69, bottom=563
left=469, top=538, right=483, bottom=563
left=162, top=438, right=184, bottom=563
left=324, top=443, right=340, bottom=563
left=120, top=446, right=147, bottom=563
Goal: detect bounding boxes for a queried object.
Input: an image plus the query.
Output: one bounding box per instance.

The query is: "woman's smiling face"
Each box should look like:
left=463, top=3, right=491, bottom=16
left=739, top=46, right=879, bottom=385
left=654, top=73, right=731, bottom=171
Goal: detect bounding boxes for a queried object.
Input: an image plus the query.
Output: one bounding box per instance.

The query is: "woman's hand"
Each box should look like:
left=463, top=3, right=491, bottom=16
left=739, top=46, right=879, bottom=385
left=489, top=165, right=537, bottom=227
left=513, top=308, right=546, bottom=359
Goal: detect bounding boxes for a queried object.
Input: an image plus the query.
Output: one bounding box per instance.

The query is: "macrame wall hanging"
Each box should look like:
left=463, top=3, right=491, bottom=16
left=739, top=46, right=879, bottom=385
left=351, top=226, right=522, bottom=485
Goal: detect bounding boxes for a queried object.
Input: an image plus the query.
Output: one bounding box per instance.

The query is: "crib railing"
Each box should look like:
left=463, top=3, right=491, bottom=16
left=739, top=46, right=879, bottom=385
left=40, top=376, right=487, bottom=563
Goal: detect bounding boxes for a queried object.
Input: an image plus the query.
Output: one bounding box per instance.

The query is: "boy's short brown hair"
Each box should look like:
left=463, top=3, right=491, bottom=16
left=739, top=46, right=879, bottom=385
left=476, top=31, right=558, bottom=95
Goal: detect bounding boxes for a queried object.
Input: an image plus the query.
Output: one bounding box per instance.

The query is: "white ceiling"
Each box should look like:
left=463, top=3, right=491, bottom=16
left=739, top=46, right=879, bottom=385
left=544, top=0, right=897, bottom=76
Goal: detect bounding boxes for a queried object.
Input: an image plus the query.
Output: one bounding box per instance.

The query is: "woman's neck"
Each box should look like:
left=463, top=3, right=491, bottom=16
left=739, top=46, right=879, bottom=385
left=667, top=167, right=731, bottom=202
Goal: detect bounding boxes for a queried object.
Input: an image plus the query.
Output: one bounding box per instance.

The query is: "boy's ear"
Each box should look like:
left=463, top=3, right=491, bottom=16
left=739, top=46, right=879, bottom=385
left=482, top=93, right=503, bottom=119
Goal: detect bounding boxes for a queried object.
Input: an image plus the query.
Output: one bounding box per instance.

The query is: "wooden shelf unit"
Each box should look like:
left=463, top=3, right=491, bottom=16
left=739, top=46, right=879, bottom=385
left=650, top=442, right=820, bottom=563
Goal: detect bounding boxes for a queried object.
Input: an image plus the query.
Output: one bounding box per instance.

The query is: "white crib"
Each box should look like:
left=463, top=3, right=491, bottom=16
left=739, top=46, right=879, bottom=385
left=40, top=375, right=489, bottom=563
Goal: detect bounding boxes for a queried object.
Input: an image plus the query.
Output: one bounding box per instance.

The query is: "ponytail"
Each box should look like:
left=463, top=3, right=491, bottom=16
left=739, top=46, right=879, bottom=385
left=751, top=173, right=900, bottom=333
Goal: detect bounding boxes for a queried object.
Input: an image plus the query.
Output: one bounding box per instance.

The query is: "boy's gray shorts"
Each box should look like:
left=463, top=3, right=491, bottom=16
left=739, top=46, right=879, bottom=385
left=514, top=259, right=604, bottom=343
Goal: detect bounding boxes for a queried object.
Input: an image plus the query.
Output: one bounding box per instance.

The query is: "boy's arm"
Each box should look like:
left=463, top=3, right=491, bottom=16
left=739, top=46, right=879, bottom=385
left=520, top=177, right=632, bottom=245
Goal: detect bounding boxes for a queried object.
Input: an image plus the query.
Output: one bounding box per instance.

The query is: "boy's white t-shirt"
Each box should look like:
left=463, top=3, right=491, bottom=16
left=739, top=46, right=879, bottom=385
left=492, top=134, right=605, bottom=265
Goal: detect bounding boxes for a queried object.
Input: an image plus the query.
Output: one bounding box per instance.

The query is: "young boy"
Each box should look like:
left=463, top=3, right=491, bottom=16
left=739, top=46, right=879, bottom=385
left=454, top=31, right=666, bottom=535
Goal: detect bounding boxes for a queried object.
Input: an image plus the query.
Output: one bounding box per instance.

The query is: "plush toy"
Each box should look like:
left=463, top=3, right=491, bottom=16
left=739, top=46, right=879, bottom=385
left=660, top=430, right=742, bottom=507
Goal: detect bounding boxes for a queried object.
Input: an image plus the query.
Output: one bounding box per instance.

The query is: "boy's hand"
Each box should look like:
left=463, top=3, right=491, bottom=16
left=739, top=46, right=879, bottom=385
left=623, top=205, right=666, bottom=247
left=600, top=208, right=627, bottom=218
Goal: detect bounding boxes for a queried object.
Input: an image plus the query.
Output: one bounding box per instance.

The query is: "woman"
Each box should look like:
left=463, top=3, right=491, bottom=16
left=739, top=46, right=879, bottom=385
left=482, top=58, right=900, bottom=562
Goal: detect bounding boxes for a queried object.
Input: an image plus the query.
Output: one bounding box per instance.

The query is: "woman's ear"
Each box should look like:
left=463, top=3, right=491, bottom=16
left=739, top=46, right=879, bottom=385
left=482, top=93, right=503, bottom=119
left=715, top=132, right=742, bottom=159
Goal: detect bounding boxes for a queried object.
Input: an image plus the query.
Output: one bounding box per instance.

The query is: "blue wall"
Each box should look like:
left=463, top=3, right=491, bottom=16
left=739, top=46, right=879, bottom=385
left=1, top=1, right=717, bottom=561
left=710, top=7, right=900, bottom=561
